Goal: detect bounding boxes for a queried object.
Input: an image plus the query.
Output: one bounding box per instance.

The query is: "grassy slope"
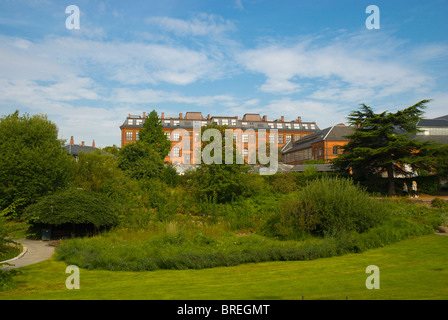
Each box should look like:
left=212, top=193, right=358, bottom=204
left=1, top=234, right=447, bottom=300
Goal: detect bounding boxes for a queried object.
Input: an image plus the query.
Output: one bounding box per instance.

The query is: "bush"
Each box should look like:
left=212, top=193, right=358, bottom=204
left=271, top=172, right=298, bottom=194
left=263, top=177, right=385, bottom=239
left=431, top=197, right=448, bottom=209
left=0, top=269, right=20, bottom=292
left=23, top=189, right=119, bottom=229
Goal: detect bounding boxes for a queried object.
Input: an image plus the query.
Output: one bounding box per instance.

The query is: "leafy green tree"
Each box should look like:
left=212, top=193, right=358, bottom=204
left=138, top=110, right=171, bottom=158
left=118, top=110, right=170, bottom=180
left=102, top=144, right=120, bottom=156
left=332, top=100, right=442, bottom=195
left=0, top=111, right=73, bottom=215
left=118, top=142, right=164, bottom=180
left=188, top=123, right=249, bottom=203
left=73, top=149, right=124, bottom=192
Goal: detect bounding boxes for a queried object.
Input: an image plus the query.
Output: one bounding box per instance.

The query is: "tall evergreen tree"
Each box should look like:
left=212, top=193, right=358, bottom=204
left=332, top=100, right=442, bottom=195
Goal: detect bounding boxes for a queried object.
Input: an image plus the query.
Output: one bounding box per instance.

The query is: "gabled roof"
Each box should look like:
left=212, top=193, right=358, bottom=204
left=417, top=118, right=448, bottom=127
left=283, top=125, right=354, bottom=153
left=63, top=144, right=97, bottom=157
left=434, top=115, right=448, bottom=121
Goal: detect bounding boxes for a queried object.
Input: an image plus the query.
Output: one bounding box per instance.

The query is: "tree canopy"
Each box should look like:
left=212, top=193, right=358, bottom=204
left=118, top=110, right=170, bottom=180
left=332, top=100, right=443, bottom=195
left=73, top=149, right=124, bottom=193
left=187, top=123, right=249, bottom=203
left=0, top=111, right=73, bottom=215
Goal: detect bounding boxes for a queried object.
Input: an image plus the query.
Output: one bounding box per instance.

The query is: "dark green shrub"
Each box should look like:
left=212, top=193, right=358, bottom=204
left=23, top=189, right=119, bottom=229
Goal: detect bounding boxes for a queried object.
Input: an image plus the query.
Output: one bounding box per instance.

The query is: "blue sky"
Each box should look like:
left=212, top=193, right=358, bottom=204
left=0, top=0, right=447, bottom=147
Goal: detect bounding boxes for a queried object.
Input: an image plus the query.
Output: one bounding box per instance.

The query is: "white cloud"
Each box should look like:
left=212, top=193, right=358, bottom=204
left=111, top=87, right=238, bottom=108
left=146, top=13, right=236, bottom=37
left=239, top=33, right=433, bottom=100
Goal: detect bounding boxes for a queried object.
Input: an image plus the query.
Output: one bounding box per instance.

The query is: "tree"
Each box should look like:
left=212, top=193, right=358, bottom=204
left=138, top=110, right=171, bottom=158
left=73, top=149, right=124, bottom=192
left=102, top=144, right=120, bottom=156
left=117, top=110, right=170, bottom=180
left=118, top=142, right=164, bottom=180
left=187, top=123, right=249, bottom=203
left=0, top=111, right=73, bottom=215
left=332, top=100, right=442, bottom=195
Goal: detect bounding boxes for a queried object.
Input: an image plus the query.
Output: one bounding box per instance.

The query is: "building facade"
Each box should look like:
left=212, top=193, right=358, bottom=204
left=281, top=124, right=354, bottom=165
left=120, top=112, right=319, bottom=164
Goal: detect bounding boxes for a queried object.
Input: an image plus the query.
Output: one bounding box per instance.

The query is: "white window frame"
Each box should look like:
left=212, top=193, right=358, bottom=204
left=172, top=147, right=180, bottom=157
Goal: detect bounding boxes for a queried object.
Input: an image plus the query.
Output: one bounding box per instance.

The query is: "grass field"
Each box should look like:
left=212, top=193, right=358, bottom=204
left=1, top=234, right=447, bottom=300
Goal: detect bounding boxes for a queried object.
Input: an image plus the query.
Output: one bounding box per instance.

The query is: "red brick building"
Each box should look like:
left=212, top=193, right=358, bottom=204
left=120, top=111, right=319, bottom=164
left=281, top=124, right=354, bottom=165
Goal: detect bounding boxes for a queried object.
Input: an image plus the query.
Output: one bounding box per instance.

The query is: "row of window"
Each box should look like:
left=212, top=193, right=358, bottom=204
left=126, top=130, right=304, bottom=143
left=284, top=146, right=341, bottom=162
left=126, top=118, right=316, bottom=130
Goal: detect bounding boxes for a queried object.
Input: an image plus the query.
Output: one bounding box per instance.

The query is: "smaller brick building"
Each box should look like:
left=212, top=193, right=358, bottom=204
left=281, top=124, right=355, bottom=165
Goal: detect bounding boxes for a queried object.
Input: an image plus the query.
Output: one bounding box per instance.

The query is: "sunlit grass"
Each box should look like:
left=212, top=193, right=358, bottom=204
left=1, top=234, right=447, bottom=300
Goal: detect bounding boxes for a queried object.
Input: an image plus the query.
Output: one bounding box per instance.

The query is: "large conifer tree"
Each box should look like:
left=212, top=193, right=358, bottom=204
left=332, top=100, right=442, bottom=195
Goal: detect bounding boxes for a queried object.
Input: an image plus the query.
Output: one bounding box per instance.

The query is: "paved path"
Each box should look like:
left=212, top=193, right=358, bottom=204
left=0, top=239, right=55, bottom=271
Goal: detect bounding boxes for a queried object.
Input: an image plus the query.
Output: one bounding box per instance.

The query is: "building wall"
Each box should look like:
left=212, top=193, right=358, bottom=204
left=283, top=140, right=349, bottom=165
left=120, top=112, right=318, bottom=164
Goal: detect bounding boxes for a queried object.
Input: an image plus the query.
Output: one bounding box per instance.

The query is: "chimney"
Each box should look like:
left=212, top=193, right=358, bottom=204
left=143, top=112, right=146, bottom=119
left=179, top=113, right=183, bottom=119
left=161, top=112, right=164, bottom=119
left=298, top=116, right=302, bottom=122
left=92, top=139, right=95, bottom=148
left=81, top=141, right=85, bottom=147
left=263, top=115, right=267, bottom=121
left=207, top=114, right=210, bottom=120
left=70, top=136, right=74, bottom=145
left=128, top=114, right=131, bottom=118
left=281, top=116, right=284, bottom=122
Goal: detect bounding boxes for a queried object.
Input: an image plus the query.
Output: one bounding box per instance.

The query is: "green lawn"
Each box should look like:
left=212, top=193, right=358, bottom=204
left=1, top=234, right=447, bottom=300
